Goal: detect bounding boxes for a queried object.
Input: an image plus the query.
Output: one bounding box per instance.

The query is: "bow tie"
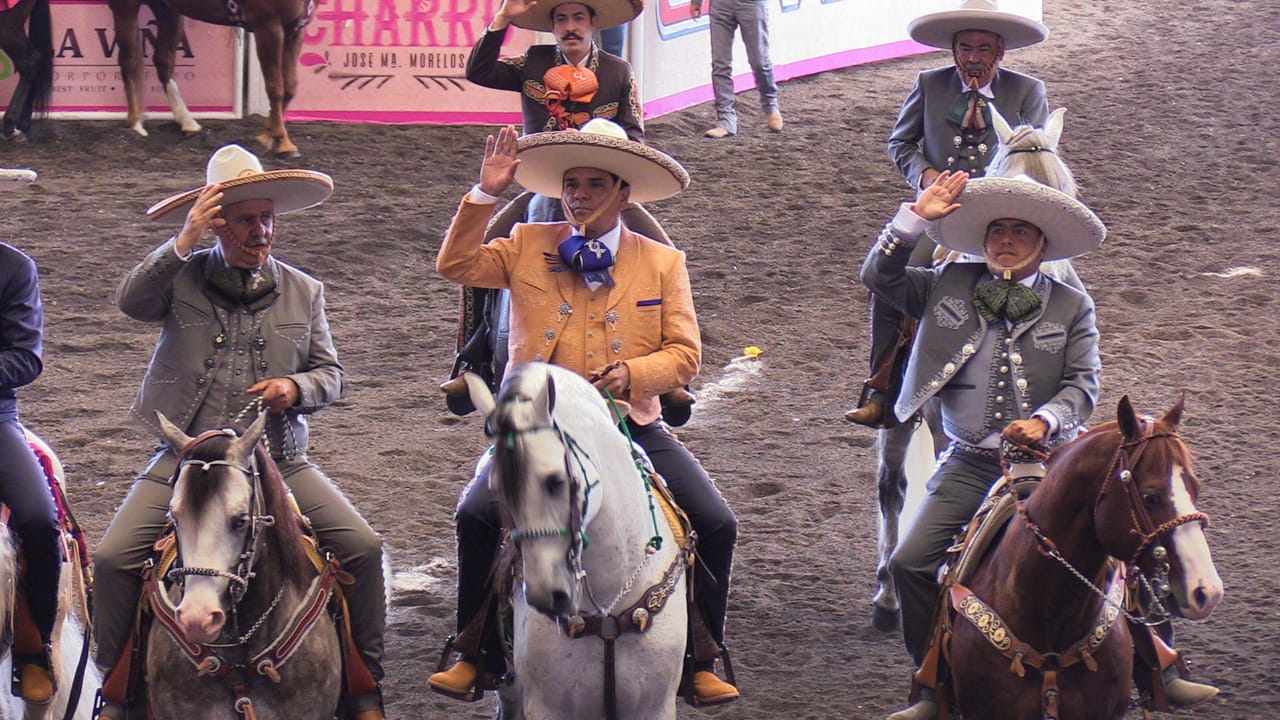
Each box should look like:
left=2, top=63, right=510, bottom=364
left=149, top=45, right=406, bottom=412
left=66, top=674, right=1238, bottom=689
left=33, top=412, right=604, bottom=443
left=975, top=280, right=1041, bottom=323
left=946, top=89, right=990, bottom=131
left=557, top=234, right=614, bottom=287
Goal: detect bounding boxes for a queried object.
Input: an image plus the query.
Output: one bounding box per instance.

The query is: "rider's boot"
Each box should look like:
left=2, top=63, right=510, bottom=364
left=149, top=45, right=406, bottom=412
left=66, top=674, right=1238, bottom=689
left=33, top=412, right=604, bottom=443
left=15, top=644, right=55, bottom=705
left=886, top=687, right=937, bottom=720
left=845, top=388, right=885, bottom=427
left=691, top=661, right=739, bottom=706
left=1162, top=665, right=1219, bottom=709
left=428, top=655, right=481, bottom=699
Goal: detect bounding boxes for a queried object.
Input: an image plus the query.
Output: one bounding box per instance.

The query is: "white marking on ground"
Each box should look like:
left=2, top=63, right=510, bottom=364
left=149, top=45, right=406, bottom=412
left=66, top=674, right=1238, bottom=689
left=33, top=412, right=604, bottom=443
left=392, top=558, right=452, bottom=595
left=1200, top=266, right=1261, bottom=278
left=693, top=357, right=763, bottom=415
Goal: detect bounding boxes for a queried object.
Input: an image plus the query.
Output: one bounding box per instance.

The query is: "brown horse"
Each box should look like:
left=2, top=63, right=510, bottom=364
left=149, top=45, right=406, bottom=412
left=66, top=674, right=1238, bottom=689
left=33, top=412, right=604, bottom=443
left=944, top=396, right=1223, bottom=719
left=0, top=0, right=52, bottom=138
left=108, top=0, right=313, bottom=156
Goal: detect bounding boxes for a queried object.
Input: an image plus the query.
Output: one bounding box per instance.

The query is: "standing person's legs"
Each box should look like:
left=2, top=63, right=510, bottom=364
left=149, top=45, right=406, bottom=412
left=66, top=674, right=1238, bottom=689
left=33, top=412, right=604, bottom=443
left=889, top=445, right=999, bottom=667
left=281, top=458, right=386, bottom=701
left=599, top=24, right=627, bottom=57
left=93, top=450, right=178, bottom=679
left=707, top=0, right=740, bottom=136
left=736, top=0, right=780, bottom=119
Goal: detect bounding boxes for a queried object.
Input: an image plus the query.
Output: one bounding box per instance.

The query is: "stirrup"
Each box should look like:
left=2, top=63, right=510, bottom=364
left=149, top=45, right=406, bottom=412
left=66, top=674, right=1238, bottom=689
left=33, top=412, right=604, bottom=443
left=12, top=644, right=56, bottom=705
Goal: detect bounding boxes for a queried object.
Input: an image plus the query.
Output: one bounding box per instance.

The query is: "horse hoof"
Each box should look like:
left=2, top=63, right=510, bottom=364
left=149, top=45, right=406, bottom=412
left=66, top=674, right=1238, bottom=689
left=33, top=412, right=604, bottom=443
left=276, top=148, right=301, bottom=159
left=871, top=604, right=901, bottom=632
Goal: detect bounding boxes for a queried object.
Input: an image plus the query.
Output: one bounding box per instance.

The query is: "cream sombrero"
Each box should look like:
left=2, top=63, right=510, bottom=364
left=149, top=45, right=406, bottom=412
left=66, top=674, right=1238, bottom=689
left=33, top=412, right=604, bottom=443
left=926, top=176, right=1104, bottom=261
left=0, top=168, right=37, bottom=190
left=510, top=0, right=643, bottom=32
left=909, top=0, right=1048, bottom=51
left=515, top=119, right=689, bottom=203
left=147, top=144, right=333, bottom=224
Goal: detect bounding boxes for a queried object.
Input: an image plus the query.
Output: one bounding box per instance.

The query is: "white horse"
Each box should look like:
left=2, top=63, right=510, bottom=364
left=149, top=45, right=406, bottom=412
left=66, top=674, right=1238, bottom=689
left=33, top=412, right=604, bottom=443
left=0, top=429, right=99, bottom=720
left=869, top=106, right=1086, bottom=630
left=464, top=363, right=688, bottom=720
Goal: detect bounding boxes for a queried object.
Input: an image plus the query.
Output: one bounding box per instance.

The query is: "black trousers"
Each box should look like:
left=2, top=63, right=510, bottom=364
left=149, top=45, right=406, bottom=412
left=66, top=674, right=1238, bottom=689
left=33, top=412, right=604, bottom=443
left=0, top=419, right=62, bottom=645
left=453, top=418, right=737, bottom=673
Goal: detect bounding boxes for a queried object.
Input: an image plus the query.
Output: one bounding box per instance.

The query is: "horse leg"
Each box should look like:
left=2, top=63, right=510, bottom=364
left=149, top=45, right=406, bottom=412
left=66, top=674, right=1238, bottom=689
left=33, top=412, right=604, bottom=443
left=3, top=76, right=34, bottom=139
left=871, top=421, right=914, bottom=630
left=251, top=23, right=292, bottom=156
left=109, top=0, right=148, bottom=136
left=270, top=26, right=305, bottom=157
left=148, top=9, right=201, bottom=135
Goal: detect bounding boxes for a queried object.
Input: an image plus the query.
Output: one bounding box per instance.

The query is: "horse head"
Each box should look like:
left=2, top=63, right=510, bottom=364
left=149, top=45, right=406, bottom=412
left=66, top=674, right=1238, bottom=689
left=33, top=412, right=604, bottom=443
left=988, top=106, right=1077, bottom=198
left=1092, top=396, right=1223, bottom=621
left=465, top=364, right=617, bottom=617
left=156, top=411, right=285, bottom=644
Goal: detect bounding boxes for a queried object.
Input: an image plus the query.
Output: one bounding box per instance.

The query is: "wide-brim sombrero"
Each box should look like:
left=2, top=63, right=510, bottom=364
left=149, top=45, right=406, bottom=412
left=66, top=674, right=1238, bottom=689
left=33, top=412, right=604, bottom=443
left=909, top=0, right=1048, bottom=51
left=510, top=0, right=643, bottom=32
left=926, top=176, right=1104, bottom=261
left=516, top=124, right=689, bottom=203
left=147, top=144, right=333, bottom=224
left=0, top=168, right=38, bottom=190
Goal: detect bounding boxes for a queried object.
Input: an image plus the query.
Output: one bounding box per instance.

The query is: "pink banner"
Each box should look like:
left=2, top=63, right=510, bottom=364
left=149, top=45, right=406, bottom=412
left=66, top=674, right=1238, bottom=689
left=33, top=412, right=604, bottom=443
left=282, top=0, right=537, bottom=123
left=0, top=0, right=240, bottom=116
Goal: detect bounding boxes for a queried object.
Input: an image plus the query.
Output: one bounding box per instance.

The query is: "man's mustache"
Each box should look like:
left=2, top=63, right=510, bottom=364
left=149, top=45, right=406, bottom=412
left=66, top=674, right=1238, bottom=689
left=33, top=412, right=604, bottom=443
left=561, top=32, right=583, bottom=41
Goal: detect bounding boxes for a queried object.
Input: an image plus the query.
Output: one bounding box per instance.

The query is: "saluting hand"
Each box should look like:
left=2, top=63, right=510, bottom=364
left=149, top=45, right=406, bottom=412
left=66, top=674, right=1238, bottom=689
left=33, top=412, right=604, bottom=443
left=176, top=184, right=227, bottom=256
left=912, top=170, right=968, bottom=221
left=479, top=125, right=521, bottom=197
left=498, top=0, right=538, bottom=20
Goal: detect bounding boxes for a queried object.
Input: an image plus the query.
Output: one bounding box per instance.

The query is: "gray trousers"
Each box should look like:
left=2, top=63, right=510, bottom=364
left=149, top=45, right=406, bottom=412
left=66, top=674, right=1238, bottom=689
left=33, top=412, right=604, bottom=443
left=889, top=443, right=1001, bottom=667
left=709, top=0, right=779, bottom=134
left=92, top=449, right=386, bottom=683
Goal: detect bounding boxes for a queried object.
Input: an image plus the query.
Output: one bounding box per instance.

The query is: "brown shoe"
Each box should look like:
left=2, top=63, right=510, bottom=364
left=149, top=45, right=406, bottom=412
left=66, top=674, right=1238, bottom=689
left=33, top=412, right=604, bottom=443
left=1164, top=673, right=1219, bottom=709
left=704, top=126, right=733, bottom=139
left=886, top=697, right=938, bottom=720
left=17, top=661, right=54, bottom=705
left=348, top=711, right=386, bottom=720
left=845, top=399, right=884, bottom=427
left=429, top=659, right=481, bottom=701
left=767, top=111, right=784, bottom=132
left=692, top=670, right=739, bottom=706
left=439, top=375, right=470, bottom=397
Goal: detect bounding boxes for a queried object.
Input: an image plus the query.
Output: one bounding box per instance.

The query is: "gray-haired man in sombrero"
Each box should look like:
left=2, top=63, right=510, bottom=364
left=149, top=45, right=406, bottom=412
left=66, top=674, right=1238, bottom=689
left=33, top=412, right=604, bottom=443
left=93, top=145, right=387, bottom=720
left=429, top=120, right=739, bottom=706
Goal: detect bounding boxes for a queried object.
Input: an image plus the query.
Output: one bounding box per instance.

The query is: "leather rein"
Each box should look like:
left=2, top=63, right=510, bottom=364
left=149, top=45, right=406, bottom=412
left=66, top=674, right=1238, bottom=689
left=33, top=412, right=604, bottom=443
left=952, top=420, right=1210, bottom=720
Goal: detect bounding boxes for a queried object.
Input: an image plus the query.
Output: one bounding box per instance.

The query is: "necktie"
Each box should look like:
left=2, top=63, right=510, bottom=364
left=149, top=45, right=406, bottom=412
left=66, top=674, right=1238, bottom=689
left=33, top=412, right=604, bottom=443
left=946, top=90, right=990, bottom=131
left=975, top=280, right=1041, bottom=323
left=557, top=234, right=614, bottom=287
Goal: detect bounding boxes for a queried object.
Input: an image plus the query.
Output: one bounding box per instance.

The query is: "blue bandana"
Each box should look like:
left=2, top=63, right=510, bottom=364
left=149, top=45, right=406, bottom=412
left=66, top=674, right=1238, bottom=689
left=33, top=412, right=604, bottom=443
left=556, top=234, right=615, bottom=287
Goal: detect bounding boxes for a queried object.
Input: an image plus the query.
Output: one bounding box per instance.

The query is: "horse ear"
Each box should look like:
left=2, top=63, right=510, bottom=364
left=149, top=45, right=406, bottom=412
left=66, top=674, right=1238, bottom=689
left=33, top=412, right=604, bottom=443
left=1161, top=392, right=1186, bottom=430
left=991, top=103, right=1015, bottom=145
left=232, top=412, right=268, bottom=459
left=1044, top=107, right=1067, bottom=149
left=1116, top=395, right=1141, bottom=440
left=463, top=371, right=497, bottom=420
left=156, top=411, right=194, bottom=452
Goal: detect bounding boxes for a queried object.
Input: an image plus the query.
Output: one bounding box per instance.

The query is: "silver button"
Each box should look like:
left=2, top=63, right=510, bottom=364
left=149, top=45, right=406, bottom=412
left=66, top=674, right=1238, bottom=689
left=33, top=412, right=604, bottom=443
left=589, top=313, right=597, bottom=320
left=996, top=395, right=1005, bottom=404
left=943, top=362, right=956, bottom=374
left=1016, top=378, right=1028, bottom=390
left=1022, top=402, right=1031, bottom=409
left=1001, top=352, right=1008, bottom=359
left=587, top=352, right=594, bottom=358
left=1010, top=353, right=1022, bottom=364
left=962, top=343, right=975, bottom=355
left=1000, top=365, right=1009, bottom=373
left=994, top=412, right=1003, bottom=420
left=587, top=332, right=594, bottom=338
left=930, top=380, right=940, bottom=388
left=1005, top=338, right=1013, bottom=345
left=997, top=381, right=1006, bottom=389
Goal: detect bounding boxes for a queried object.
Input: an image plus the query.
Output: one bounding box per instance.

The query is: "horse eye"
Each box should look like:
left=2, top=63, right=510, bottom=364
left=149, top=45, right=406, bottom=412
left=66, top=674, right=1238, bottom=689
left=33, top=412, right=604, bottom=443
left=1142, top=491, right=1163, bottom=510
left=544, top=475, right=565, bottom=495
left=231, top=513, right=251, bottom=531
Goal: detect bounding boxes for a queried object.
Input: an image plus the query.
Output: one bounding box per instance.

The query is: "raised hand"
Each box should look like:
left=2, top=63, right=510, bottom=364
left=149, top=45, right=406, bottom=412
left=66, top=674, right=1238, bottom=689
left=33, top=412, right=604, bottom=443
left=497, top=0, right=539, bottom=21
left=479, top=125, right=521, bottom=197
left=912, top=170, right=968, bottom=221
left=176, top=184, right=226, bottom=256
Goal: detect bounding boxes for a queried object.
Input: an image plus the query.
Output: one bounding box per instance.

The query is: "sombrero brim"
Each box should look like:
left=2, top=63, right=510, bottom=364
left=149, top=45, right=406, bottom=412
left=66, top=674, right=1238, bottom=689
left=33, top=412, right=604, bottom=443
left=0, top=168, right=38, bottom=190
left=909, top=10, right=1048, bottom=50
left=516, top=131, right=689, bottom=203
left=926, top=177, right=1104, bottom=261
left=147, top=170, right=334, bottom=224
left=510, top=0, right=643, bottom=32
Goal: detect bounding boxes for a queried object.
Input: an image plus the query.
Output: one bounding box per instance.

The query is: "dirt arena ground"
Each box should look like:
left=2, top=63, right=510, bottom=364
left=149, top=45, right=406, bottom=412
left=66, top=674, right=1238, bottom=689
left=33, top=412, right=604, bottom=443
left=3, top=0, right=1277, bottom=717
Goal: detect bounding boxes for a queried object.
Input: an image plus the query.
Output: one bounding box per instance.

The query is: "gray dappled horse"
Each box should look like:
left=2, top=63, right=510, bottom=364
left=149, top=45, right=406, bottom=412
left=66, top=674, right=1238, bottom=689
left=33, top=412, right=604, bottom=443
left=147, top=413, right=342, bottom=719
left=870, top=107, right=1085, bottom=630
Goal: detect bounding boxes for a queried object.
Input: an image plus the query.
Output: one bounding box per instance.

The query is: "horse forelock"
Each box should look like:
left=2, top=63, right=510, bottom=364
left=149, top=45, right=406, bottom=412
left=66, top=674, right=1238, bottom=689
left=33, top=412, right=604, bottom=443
left=989, top=124, right=1078, bottom=197
left=253, top=444, right=315, bottom=591
left=173, top=434, right=241, bottom=517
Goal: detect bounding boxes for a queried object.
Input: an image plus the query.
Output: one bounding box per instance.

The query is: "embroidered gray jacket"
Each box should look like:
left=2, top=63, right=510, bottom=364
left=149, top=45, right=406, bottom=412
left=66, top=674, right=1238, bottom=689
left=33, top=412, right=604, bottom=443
left=861, top=223, right=1099, bottom=444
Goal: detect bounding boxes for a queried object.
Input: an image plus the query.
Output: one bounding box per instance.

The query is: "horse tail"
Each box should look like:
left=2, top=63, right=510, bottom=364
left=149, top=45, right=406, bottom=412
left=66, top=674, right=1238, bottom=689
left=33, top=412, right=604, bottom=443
left=29, top=0, right=54, bottom=114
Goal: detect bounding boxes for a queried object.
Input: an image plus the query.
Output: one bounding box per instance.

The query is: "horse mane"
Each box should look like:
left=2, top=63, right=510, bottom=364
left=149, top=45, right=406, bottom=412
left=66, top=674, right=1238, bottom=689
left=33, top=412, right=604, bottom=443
left=253, top=443, right=315, bottom=591
left=988, top=124, right=1078, bottom=198
left=1044, top=417, right=1198, bottom=492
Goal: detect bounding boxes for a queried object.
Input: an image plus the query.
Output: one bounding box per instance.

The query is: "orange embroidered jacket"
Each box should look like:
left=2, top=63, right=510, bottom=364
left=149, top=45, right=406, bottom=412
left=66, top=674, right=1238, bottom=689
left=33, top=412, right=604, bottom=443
left=438, top=195, right=700, bottom=425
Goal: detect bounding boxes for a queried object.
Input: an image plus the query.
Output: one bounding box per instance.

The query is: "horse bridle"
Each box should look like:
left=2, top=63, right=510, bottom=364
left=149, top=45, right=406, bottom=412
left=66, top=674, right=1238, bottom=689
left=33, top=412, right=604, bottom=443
left=167, top=429, right=277, bottom=609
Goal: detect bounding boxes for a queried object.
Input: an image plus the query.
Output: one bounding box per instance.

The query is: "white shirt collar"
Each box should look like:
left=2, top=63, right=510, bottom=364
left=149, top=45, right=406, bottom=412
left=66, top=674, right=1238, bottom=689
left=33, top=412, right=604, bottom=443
left=955, top=70, right=996, bottom=98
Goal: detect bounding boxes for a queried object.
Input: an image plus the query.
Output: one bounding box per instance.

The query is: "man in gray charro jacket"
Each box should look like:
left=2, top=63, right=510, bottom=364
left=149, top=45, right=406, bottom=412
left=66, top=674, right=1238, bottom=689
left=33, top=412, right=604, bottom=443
left=92, top=145, right=387, bottom=720
left=864, top=171, right=1103, bottom=720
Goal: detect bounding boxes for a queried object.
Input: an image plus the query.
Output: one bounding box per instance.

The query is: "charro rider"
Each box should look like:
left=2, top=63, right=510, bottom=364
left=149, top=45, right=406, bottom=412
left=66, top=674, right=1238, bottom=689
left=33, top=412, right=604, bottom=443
left=428, top=119, right=740, bottom=706
left=0, top=167, right=64, bottom=706
left=92, top=145, right=388, bottom=720
left=849, top=0, right=1051, bottom=427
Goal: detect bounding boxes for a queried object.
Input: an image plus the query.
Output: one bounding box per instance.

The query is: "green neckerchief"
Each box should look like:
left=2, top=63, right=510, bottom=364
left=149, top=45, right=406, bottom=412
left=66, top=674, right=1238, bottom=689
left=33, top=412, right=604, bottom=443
left=974, top=279, right=1041, bottom=323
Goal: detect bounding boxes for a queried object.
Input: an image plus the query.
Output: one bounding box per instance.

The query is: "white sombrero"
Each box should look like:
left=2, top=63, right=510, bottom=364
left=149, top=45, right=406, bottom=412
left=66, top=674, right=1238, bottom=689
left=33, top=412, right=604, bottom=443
left=510, top=0, right=643, bottom=32
left=0, top=168, right=37, bottom=190
left=926, top=176, right=1104, bottom=261
left=515, top=119, right=690, bottom=203
left=909, top=0, right=1048, bottom=51
left=147, top=144, right=333, bottom=224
